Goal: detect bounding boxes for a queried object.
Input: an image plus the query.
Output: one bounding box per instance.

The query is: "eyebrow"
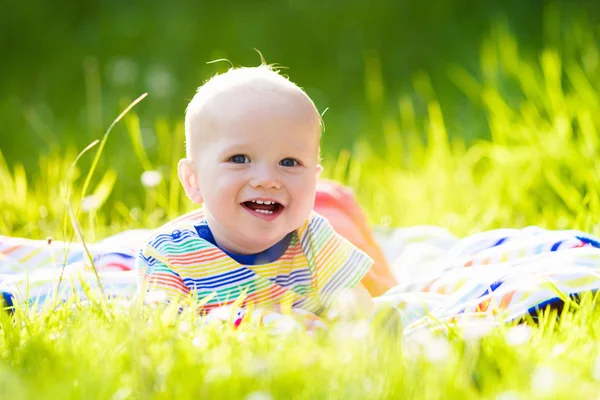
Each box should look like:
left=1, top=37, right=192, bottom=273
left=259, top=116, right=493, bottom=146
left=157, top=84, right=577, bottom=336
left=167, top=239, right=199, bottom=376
left=217, top=142, right=252, bottom=155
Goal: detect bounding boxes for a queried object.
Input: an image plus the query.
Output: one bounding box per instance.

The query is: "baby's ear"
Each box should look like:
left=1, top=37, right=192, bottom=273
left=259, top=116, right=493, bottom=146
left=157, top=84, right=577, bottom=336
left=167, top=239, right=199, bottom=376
left=178, top=159, right=204, bottom=205
left=316, top=164, right=323, bottom=178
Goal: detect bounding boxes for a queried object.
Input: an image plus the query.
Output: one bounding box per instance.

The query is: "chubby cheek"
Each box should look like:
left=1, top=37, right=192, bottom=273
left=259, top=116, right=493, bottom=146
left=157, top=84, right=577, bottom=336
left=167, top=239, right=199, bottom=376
left=288, top=174, right=318, bottom=217
left=200, top=171, right=244, bottom=212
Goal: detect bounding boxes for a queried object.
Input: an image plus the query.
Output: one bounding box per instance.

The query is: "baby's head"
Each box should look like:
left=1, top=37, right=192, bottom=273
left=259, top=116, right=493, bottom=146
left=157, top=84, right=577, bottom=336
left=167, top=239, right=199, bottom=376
left=179, top=65, right=323, bottom=255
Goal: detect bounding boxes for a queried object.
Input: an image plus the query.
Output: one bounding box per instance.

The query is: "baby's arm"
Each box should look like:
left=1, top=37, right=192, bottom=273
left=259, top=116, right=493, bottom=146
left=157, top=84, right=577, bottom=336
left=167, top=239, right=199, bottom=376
left=326, top=282, right=375, bottom=320
left=306, top=212, right=377, bottom=319
left=350, top=283, right=375, bottom=315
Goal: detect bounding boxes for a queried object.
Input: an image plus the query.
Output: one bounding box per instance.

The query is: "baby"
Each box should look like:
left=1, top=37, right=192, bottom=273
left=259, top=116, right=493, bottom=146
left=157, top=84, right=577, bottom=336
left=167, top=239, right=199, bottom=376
left=136, top=65, right=375, bottom=318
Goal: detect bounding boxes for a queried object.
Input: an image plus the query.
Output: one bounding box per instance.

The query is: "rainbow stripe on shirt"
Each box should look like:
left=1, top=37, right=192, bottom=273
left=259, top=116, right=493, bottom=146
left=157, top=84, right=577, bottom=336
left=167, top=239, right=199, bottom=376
left=135, top=209, right=373, bottom=315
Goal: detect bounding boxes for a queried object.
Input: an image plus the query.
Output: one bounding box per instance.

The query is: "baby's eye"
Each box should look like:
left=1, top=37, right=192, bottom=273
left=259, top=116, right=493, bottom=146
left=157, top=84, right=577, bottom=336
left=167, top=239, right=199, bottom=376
left=280, top=158, right=299, bottom=167
left=230, top=155, right=250, bottom=164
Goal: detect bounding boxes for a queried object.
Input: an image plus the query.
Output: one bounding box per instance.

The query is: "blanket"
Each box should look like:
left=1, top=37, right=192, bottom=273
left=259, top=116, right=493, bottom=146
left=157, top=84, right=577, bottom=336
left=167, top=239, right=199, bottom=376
left=2, top=226, right=600, bottom=334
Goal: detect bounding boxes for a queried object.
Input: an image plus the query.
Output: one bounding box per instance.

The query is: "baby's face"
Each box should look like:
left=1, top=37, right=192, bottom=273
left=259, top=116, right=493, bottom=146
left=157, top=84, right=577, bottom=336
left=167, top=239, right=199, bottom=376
left=189, top=89, right=322, bottom=254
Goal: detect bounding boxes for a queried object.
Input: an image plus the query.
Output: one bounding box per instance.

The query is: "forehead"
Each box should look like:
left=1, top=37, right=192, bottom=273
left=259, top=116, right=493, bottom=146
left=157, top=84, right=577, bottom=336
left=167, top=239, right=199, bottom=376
left=210, top=80, right=318, bottom=118
left=210, top=107, right=320, bottom=154
left=190, top=83, right=321, bottom=154
left=186, top=74, right=321, bottom=156
left=214, top=92, right=318, bottom=130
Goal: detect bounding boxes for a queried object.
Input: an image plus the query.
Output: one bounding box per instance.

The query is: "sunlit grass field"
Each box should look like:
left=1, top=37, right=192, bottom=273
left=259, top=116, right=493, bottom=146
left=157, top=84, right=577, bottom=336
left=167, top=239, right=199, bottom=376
left=3, top=20, right=600, bottom=398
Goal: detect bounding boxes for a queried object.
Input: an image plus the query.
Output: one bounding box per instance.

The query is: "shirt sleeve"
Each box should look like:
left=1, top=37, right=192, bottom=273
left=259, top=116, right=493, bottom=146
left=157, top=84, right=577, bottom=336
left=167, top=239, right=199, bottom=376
left=135, top=240, right=190, bottom=304
left=301, top=213, right=374, bottom=310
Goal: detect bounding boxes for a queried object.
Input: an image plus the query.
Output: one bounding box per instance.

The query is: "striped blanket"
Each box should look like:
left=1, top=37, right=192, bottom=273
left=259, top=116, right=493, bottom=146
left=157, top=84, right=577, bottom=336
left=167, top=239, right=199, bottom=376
left=2, top=226, right=600, bottom=334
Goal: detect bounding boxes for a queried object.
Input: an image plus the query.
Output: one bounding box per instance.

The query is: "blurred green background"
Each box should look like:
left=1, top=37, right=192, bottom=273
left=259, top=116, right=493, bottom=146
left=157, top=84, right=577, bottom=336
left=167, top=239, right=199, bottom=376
left=2, top=0, right=591, bottom=162
left=3, top=0, right=600, bottom=237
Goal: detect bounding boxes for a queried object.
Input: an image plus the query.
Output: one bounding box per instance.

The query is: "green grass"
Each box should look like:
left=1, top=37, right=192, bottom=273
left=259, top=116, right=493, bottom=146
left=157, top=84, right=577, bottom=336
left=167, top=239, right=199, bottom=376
left=2, top=295, right=600, bottom=399
left=3, top=19, right=600, bottom=399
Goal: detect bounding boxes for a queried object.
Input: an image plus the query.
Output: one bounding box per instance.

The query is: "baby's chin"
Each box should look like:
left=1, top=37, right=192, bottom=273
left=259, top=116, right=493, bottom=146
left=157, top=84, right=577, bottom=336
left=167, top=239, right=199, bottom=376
left=239, top=232, right=288, bottom=253
left=227, top=224, right=296, bottom=254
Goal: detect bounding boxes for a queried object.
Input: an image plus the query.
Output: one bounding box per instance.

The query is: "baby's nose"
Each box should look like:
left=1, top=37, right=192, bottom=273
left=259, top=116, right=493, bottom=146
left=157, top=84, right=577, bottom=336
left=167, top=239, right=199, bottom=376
left=250, top=166, right=281, bottom=190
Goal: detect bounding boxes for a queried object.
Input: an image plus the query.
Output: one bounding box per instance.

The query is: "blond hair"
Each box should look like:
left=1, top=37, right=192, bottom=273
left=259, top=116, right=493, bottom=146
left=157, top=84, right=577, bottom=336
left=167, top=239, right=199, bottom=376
left=184, top=65, right=321, bottom=158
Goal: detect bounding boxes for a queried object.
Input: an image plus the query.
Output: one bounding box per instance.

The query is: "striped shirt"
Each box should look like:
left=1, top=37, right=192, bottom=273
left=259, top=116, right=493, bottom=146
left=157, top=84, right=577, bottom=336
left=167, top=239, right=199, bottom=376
left=136, top=208, right=373, bottom=315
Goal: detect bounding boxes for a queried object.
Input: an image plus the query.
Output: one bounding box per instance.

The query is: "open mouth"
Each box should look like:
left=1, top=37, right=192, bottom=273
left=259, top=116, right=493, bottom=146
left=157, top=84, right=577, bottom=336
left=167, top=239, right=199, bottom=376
left=242, top=199, right=284, bottom=216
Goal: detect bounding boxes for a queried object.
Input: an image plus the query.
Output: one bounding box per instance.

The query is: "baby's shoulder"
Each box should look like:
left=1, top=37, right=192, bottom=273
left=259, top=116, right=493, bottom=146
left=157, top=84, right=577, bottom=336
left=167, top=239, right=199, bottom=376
left=143, top=209, right=207, bottom=253
left=297, top=211, right=334, bottom=238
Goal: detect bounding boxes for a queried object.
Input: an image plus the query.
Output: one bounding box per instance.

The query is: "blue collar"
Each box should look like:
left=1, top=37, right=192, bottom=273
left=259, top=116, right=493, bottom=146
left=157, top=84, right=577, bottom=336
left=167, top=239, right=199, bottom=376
left=194, top=222, right=292, bottom=265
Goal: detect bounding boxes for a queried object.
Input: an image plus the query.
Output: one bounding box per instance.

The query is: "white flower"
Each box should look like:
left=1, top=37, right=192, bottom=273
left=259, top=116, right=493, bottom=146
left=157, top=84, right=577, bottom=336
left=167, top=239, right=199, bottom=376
left=39, top=206, right=48, bottom=218
left=191, top=334, right=208, bottom=350
left=81, top=194, right=100, bottom=212
left=505, top=325, right=532, bottom=346
left=403, top=329, right=451, bottom=362
left=106, top=58, right=138, bottom=86
left=267, top=315, right=301, bottom=335
left=244, top=391, right=273, bottom=400
left=204, top=365, right=232, bottom=382
left=111, top=387, right=133, bottom=400
left=531, top=366, right=556, bottom=394
left=178, top=321, right=190, bottom=334
left=144, top=291, right=167, bottom=303
left=379, top=215, right=392, bottom=226
left=461, top=320, right=496, bottom=342
left=423, top=336, right=452, bottom=363
left=495, top=390, right=520, bottom=400
left=592, top=355, right=600, bottom=381
left=145, top=64, right=176, bottom=98
left=204, top=305, right=234, bottom=323
left=551, top=344, right=566, bottom=357
left=129, top=207, right=142, bottom=221
left=141, top=170, right=162, bottom=188
left=350, top=320, right=371, bottom=340
left=247, top=358, right=269, bottom=376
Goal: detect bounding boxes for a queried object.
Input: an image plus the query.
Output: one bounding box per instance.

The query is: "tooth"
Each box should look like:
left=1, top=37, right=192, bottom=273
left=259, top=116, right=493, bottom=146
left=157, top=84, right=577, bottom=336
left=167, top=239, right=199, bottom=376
left=264, top=201, right=272, bottom=205
left=256, top=200, right=264, bottom=204
left=254, top=209, right=274, bottom=215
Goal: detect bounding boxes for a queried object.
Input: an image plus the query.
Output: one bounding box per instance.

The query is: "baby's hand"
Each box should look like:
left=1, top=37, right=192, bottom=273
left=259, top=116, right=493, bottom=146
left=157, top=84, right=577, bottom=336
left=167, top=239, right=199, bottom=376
left=326, top=283, right=375, bottom=320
